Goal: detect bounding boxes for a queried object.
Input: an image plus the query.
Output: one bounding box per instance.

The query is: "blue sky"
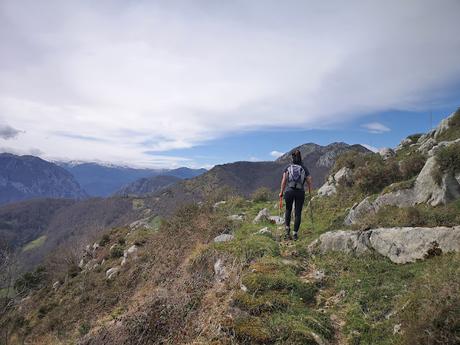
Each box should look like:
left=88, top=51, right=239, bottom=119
left=1, top=1, right=460, bottom=168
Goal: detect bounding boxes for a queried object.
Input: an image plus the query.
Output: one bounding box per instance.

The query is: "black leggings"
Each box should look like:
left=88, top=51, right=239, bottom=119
left=284, top=189, right=305, bottom=233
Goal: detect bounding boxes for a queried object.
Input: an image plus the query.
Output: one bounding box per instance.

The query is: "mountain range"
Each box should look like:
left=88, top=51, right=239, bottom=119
left=0, top=153, right=87, bottom=206
left=57, top=162, right=206, bottom=197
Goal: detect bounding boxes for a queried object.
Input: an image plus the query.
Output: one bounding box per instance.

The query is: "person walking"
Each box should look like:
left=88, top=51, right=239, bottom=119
left=279, top=150, right=313, bottom=241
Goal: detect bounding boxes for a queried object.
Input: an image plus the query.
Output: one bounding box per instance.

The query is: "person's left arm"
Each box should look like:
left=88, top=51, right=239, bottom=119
left=303, top=165, right=313, bottom=194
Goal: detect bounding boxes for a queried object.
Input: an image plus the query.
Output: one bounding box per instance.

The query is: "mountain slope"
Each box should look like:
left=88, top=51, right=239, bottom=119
left=58, top=163, right=206, bottom=197
left=116, top=175, right=181, bottom=196
left=147, top=142, right=370, bottom=216
left=0, top=153, right=87, bottom=205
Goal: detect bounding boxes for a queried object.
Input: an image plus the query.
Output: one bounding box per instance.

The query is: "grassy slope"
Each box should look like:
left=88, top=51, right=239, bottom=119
left=2, top=195, right=459, bottom=345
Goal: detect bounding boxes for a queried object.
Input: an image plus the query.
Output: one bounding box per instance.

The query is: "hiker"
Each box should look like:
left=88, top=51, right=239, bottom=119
left=279, top=150, right=312, bottom=240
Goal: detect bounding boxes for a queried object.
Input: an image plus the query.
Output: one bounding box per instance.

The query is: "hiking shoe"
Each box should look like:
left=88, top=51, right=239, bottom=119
left=284, top=232, right=292, bottom=241
left=293, top=232, right=298, bottom=241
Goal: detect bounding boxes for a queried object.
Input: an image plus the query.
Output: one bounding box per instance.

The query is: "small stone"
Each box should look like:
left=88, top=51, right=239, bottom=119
left=213, top=234, right=235, bottom=243
left=253, top=208, right=270, bottom=224
left=393, top=323, right=402, bottom=335
left=213, top=201, right=227, bottom=208
left=214, top=259, right=228, bottom=282
left=257, top=227, right=271, bottom=235
left=52, top=281, right=60, bottom=290
left=240, top=284, right=248, bottom=292
left=106, top=267, right=121, bottom=280
left=227, top=214, right=244, bottom=221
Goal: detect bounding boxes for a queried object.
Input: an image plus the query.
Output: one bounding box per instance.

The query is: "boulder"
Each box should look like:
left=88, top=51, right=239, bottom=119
left=434, top=115, right=452, bottom=140
left=396, top=137, right=413, bottom=151
left=428, top=138, right=460, bottom=156
left=413, top=156, right=460, bottom=206
left=253, top=208, right=270, bottom=224
left=318, top=167, right=353, bottom=197
left=317, top=183, right=337, bottom=197
left=379, top=148, right=396, bottom=160
left=121, top=245, right=139, bottom=266
left=106, top=267, right=121, bottom=280
left=344, top=197, right=376, bottom=225
left=417, top=138, right=437, bottom=154
left=213, top=234, right=235, bottom=243
left=309, top=226, right=460, bottom=264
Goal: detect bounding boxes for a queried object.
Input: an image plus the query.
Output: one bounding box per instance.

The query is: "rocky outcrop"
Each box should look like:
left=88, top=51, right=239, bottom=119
left=318, top=167, right=353, bottom=197
left=309, top=226, right=460, bottom=264
left=345, top=156, right=460, bottom=224
left=121, top=245, right=139, bottom=266
left=379, top=148, right=396, bottom=160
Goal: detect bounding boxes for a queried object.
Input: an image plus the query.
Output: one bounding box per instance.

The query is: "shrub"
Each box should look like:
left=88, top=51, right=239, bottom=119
left=251, top=187, right=273, bottom=203
left=78, top=322, right=91, bottom=336
left=400, top=152, right=426, bottom=179
left=14, top=266, right=47, bottom=294
left=354, top=157, right=402, bottom=194
left=333, top=151, right=371, bottom=172
left=110, top=245, right=124, bottom=259
left=99, top=234, right=110, bottom=247
left=407, top=133, right=423, bottom=142
left=435, top=142, right=460, bottom=174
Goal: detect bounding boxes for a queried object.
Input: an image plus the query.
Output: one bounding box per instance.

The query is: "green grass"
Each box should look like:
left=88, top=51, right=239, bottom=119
left=308, top=252, right=430, bottom=344
left=22, top=235, right=47, bottom=252
left=381, top=177, right=416, bottom=194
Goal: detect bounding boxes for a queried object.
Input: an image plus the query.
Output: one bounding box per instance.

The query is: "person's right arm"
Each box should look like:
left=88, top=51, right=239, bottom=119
left=305, top=176, right=313, bottom=194
left=279, top=172, right=287, bottom=198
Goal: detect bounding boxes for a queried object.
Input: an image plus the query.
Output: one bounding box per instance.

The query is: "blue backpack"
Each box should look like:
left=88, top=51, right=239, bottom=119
left=287, top=164, right=306, bottom=190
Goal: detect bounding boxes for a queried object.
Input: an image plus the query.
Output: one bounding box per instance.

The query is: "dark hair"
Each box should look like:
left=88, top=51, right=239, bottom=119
left=291, top=150, right=302, bottom=164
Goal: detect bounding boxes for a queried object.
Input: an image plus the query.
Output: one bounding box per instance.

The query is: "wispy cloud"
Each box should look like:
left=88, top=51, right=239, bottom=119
left=1, top=0, right=459, bottom=166
left=270, top=150, right=284, bottom=158
left=361, top=144, right=379, bottom=152
left=361, top=122, right=391, bottom=134
left=0, top=124, right=22, bottom=140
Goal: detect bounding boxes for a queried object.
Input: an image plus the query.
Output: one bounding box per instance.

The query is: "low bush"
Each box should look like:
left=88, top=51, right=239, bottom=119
left=400, top=152, right=426, bottom=179
left=435, top=142, right=460, bottom=174
left=14, top=266, right=47, bottom=294
left=251, top=187, right=274, bottom=203
left=110, top=245, right=124, bottom=259
left=354, top=158, right=402, bottom=194
left=99, top=234, right=110, bottom=247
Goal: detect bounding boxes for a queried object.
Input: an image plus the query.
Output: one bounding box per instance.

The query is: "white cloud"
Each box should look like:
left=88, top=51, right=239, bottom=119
left=361, top=144, right=379, bottom=152
left=270, top=150, right=284, bottom=158
left=361, top=122, right=391, bottom=134
left=1, top=0, right=459, bottom=167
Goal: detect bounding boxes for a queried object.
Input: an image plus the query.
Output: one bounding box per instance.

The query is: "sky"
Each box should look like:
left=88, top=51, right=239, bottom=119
left=1, top=0, right=460, bottom=169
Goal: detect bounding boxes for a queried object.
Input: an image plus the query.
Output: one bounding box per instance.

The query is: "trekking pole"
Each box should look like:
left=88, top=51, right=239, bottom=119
left=308, top=190, right=315, bottom=231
